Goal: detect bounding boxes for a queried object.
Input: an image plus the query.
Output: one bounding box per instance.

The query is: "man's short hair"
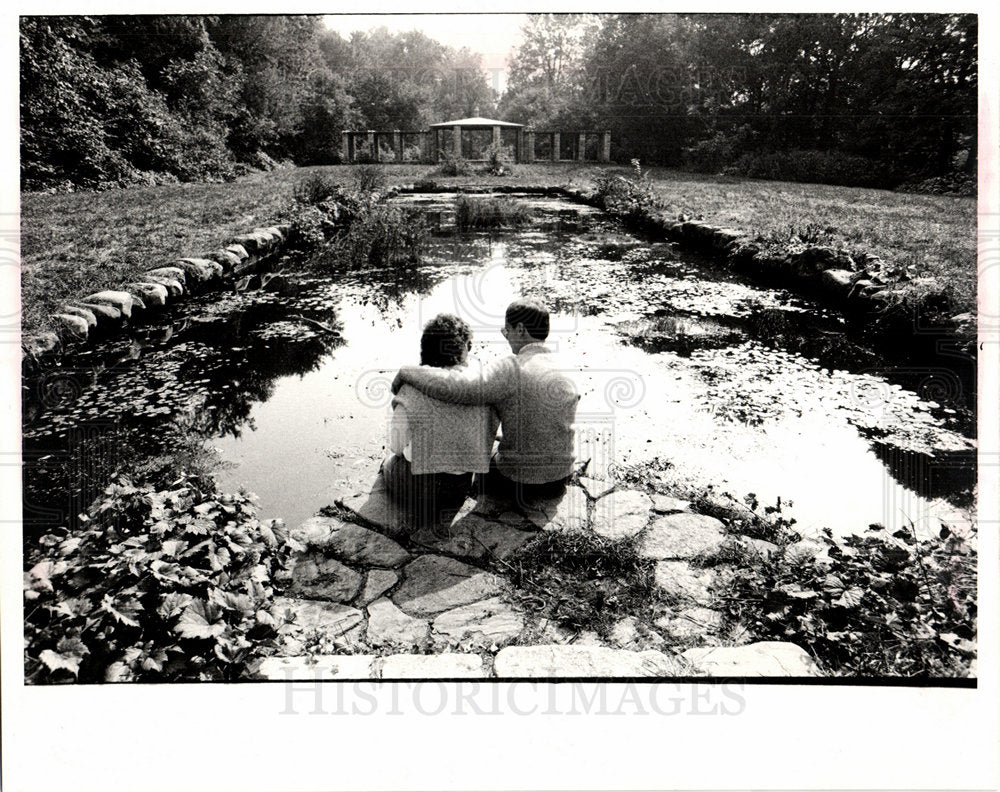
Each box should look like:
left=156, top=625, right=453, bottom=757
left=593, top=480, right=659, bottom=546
left=420, top=313, right=472, bottom=368
left=505, top=299, right=550, bottom=341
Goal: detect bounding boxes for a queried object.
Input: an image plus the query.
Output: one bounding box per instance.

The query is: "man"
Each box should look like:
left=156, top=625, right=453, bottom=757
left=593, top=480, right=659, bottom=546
left=391, top=299, right=579, bottom=501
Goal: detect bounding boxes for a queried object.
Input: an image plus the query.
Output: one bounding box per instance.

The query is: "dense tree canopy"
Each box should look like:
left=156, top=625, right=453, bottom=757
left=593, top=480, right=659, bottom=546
left=20, top=15, right=494, bottom=189
left=21, top=13, right=976, bottom=191
left=500, top=13, right=976, bottom=187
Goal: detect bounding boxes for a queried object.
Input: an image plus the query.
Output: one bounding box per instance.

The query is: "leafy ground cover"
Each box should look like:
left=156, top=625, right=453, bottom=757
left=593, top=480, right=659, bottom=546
left=21, top=162, right=976, bottom=338
left=23, top=473, right=300, bottom=682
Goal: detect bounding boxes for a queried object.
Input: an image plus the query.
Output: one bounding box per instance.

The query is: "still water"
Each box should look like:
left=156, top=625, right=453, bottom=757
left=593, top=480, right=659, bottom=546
left=22, top=194, right=975, bottom=541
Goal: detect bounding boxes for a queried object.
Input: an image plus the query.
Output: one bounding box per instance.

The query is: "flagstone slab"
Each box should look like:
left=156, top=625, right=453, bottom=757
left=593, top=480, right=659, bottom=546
left=274, top=597, right=365, bottom=653
left=683, top=641, right=820, bottom=676
left=293, top=515, right=410, bottom=567
left=375, top=653, right=486, bottom=679
left=653, top=561, right=717, bottom=604
left=257, top=655, right=376, bottom=681
left=288, top=552, right=363, bottom=603
left=392, top=555, right=504, bottom=618
left=638, top=513, right=728, bottom=560
left=410, top=513, right=535, bottom=561
left=337, top=484, right=415, bottom=539
left=577, top=476, right=616, bottom=500
left=431, top=597, right=525, bottom=646
left=493, top=644, right=685, bottom=677
left=366, top=598, right=431, bottom=649
left=591, top=489, right=652, bottom=539
left=524, top=486, right=589, bottom=532
left=650, top=494, right=691, bottom=514
left=654, top=607, right=725, bottom=640
left=355, top=569, right=399, bottom=607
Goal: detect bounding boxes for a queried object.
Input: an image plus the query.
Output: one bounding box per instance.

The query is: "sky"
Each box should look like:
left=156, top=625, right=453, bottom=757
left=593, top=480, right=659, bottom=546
left=323, top=13, right=529, bottom=93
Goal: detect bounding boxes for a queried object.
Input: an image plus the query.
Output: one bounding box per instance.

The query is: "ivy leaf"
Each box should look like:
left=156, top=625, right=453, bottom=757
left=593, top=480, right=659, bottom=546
left=780, top=583, right=818, bottom=600
left=149, top=559, right=185, bottom=584
left=184, top=518, right=213, bottom=536
left=258, top=522, right=277, bottom=549
left=39, top=648, right=81, bottom=676
left=158, top=592, right=193, bottom=620
left=175, top=599, right=226, bottom=639
left=102, top=593, right=142, bottom=627
left=104, top=661, right=132, bottom=682
left=835, top=587, right=865, bottom=608
left=160, top=539, right=187, bottom=557
left=57, top=635, right=90, bottom=658
left=209, top=589, right=255, bottom=617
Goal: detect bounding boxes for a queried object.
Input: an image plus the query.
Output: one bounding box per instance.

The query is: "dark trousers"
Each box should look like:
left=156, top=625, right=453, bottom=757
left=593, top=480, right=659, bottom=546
left=382, top=453, right=472, bottom=526
left=475, top=456, right=569, bottom=506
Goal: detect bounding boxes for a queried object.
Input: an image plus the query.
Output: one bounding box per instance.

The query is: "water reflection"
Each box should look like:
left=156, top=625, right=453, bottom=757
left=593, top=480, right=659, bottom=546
left=22, top=193, right=976, bottom=544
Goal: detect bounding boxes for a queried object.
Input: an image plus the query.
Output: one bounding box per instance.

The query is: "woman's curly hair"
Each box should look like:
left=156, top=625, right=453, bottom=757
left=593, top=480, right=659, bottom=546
left=420, top=313, right=472, bottom=368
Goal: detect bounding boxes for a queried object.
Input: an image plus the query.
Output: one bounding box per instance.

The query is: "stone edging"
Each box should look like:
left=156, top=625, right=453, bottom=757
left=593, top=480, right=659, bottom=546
left=21, top=224, right=294, bottom=369
left=257, top=474, right=824, bottom=680
left=387, top=181, right=976, bottom=367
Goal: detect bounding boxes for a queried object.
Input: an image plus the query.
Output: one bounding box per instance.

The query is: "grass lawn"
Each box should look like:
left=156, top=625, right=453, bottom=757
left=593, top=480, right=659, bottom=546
left=20, top=162, right=976, bottom=338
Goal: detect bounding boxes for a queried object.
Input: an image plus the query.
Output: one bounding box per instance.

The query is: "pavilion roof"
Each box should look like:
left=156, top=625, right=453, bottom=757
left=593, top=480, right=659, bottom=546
left=428, top=116, right=524, bottom=128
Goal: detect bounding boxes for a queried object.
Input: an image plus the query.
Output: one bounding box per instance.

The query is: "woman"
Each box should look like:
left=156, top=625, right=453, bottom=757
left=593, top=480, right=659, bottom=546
left=383, top=313, right=499, bottom=527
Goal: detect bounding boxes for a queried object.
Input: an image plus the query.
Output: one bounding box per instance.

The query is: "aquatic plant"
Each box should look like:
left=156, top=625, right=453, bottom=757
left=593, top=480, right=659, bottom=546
left=330, top=203, right=427, bottom=269
left=454, top=194, right=532, bottom=230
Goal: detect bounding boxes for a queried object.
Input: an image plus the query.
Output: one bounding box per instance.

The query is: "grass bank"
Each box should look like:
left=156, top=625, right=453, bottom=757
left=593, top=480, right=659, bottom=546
left=20, top=163, right=976, bottom=337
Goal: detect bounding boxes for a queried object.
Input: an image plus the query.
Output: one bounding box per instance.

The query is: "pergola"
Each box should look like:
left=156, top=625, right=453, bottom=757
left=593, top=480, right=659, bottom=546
left=340, top=118, right=611, bottom=164
left=428, top=116, right=524, bottom=162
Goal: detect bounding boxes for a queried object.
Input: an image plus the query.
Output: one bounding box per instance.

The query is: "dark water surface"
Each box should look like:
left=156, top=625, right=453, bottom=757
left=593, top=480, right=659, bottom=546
left=22, top=193, right=975, bottom=541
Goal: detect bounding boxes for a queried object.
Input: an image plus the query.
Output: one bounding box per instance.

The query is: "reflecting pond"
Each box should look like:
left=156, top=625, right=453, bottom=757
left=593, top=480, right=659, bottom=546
left=22, top=193, right=976, bottom=542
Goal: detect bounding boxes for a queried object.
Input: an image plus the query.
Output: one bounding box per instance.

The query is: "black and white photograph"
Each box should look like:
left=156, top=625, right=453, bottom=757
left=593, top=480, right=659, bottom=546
left=2, top=7, right=997, bottom=791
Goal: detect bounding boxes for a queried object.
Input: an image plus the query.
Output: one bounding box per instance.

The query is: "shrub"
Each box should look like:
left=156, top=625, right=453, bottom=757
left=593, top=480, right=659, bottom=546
left=594, top=158, right=659, bottom=217
left=721, top=523, right=977, bottom=676
left=330, top=203, right=426, bottom=269
left=455, top=195, right=531, bottom=230
left=352, top=163, right=386, bottom=194
left=437, top=150, right=474, bottom=177
left=725, top=148, right=899, bottom=189
left=898, top=172, right=976, bottom=197
left=293, top=173, right=341, bottom=205
left=683, top=127, right=754, bottom=173
left=23, top=474, right=300, bottom=683
left=484, top=141, right=514, bottom=176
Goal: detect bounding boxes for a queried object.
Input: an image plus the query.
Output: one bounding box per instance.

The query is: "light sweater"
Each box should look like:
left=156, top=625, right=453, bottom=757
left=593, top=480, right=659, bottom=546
left=399, top=343, right=579, bottom=484
left=390, top=383, right=499, bottom=475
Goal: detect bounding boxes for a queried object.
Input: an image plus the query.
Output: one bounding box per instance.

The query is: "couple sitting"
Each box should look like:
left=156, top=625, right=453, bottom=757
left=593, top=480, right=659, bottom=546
left=384, top=299, right=580, bottom=526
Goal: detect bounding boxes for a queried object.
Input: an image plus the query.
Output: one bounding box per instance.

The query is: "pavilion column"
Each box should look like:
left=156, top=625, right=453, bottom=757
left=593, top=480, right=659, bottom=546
left=432, top=130, right=439, bottom=163
left=525, top=130, right=535, bottom=163
left=577, top=132, right=586, bottom=161
left=492, top=125, right=501, bottom=149
left=367, top=131, right=376, bottom=162
left=551, top=132, right=560, bottom=162
left=393, top=130, right=403, bottom=163
left=341, top=131, right=350, bottom=163
left=601, top=131, right=611, bottom=163
left=453, top=125, right=462, bottom=159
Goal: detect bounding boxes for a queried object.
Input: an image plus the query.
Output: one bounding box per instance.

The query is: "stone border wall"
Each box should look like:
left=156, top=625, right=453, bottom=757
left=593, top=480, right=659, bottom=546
left=387, top=182, right=977, bottom=374
left=20, top=224, right=297, bottom=370
left=22, top=182, right=976, bottom=378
